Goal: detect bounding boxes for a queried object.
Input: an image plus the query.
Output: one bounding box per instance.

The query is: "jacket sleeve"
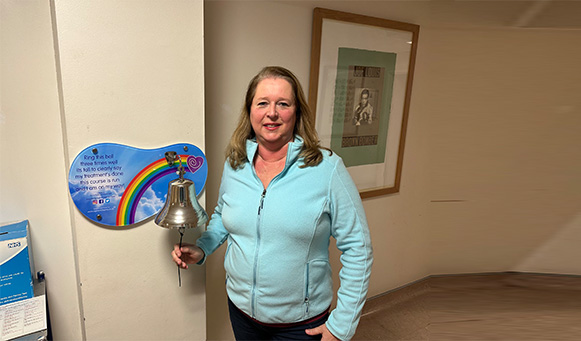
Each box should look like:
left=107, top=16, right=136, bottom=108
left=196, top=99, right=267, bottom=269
left=195, top=162, right=230, bottom=264
left=325, top=158, right=373, bottom=340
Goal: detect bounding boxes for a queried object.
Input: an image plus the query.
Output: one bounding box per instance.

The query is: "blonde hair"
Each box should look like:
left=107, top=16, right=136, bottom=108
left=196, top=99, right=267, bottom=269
left=225, top=66, right=330, bottom=169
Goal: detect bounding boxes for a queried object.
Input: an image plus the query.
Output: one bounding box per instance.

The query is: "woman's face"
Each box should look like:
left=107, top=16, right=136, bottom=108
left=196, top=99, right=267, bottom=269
left=250, top=77, right=297, bottom=150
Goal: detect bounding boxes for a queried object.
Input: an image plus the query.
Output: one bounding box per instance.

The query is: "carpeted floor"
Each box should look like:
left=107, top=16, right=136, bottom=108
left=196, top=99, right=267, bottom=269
left=353, top=272, right=581, bottom=340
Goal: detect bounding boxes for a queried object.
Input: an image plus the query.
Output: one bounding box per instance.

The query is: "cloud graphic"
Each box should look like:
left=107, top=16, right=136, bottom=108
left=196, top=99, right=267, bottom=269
left=134, top=187, right=165, bottom=222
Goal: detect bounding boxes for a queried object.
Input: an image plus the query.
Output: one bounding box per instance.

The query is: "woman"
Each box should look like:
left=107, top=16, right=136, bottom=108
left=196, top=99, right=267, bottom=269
left=172, top=66, right=373, bottom=340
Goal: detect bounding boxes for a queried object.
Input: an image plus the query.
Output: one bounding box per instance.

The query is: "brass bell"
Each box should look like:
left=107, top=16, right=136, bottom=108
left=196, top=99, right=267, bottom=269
left=155, top=151, right=208, bottom=229
left=154, top=177, right=208, bottom=229
left=155, top=151, right=208, bottom=287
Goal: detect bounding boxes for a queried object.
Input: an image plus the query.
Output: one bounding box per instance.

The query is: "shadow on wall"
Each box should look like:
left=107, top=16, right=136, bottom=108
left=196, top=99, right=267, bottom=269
left=516, top=212, right=581, bottom=274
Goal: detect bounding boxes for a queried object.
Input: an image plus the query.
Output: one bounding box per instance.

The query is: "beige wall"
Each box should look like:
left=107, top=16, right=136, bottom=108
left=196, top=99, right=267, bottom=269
left=2, top=0, right=206, bottom=339
left=422, top=28, right=581, bottom=275
left=205, top=1, right=581, bottom=340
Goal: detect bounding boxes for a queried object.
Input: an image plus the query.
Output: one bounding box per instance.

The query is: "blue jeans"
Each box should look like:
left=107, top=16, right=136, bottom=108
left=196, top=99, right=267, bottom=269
left=228, top=298, right=328, bottom=340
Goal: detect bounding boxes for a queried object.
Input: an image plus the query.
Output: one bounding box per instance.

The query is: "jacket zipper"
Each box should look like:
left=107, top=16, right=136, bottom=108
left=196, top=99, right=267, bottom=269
left=251, top=189, right=267, bottom=317
left=249, top=146, right=291, bottom=318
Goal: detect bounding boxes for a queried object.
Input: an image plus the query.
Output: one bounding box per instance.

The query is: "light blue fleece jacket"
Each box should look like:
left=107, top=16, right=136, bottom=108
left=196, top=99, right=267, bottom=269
left=196, top=137, right=373, bottom=340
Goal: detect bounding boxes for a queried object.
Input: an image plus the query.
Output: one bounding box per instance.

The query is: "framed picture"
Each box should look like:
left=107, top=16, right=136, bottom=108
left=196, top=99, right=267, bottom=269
left=308, top=7, right=419, bottom=198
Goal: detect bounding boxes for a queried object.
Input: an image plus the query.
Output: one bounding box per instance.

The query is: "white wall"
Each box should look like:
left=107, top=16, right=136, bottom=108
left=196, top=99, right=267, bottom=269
left=2, top=0, right=207, bottom=339
left=1, top=1, right=83, bottom=339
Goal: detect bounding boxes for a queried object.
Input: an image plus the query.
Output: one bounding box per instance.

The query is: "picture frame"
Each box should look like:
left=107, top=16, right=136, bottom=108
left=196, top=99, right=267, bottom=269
left=308, top=7, right=419, bottom=198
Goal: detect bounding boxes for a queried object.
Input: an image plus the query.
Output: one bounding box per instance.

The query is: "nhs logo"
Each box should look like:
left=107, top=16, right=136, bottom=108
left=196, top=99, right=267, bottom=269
left=8, top=241, right=21, bottom=248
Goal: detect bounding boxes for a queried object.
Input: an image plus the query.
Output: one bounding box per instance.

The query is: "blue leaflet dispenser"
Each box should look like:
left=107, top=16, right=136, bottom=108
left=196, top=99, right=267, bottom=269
left=0, top=220, right=34, bottom=305
left=68, top=143, right=207, bottom=226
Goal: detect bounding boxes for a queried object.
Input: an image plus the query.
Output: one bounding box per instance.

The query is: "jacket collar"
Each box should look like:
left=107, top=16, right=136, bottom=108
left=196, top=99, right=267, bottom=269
left=246, top=136, right=304, bottom=166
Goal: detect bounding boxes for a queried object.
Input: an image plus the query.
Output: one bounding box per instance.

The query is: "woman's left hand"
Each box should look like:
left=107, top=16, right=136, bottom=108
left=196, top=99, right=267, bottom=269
left=305, top=323, right=340, bottom=341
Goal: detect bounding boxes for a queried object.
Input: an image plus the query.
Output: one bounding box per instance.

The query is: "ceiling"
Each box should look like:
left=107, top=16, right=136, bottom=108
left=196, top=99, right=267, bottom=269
left=276, top=0, right=581, bottom=29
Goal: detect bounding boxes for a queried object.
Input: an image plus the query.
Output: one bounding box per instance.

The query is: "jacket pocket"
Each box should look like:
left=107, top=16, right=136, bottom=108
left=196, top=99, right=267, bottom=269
left=224, top=243, right=231, bottom=285
left=304, top=259, right=332, bottom=315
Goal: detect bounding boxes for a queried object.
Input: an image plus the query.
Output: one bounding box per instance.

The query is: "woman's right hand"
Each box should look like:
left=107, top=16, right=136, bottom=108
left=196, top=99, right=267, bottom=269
left=171, top=243, right=205, bottom=269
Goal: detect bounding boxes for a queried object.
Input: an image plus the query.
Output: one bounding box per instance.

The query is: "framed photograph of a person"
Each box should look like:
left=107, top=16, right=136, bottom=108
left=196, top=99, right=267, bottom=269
left=308, top=8, right=419, bottom=198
